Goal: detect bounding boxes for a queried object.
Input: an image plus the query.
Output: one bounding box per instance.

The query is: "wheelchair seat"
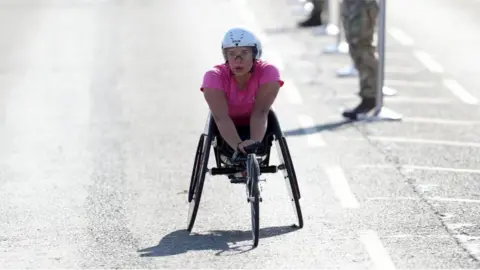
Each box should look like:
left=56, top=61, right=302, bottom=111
left=210, top=114, right=277, bottom=168
left=213, top=132, right=274, bottom=167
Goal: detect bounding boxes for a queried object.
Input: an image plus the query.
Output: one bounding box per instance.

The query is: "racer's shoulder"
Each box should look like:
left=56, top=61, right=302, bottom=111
left=253, top=60, right=282, bottom=80
left=201, top=63, right=231, bottom=91
left=254, top=60, right=282, bottom=79
left=204, top=63, right=230, bottom=77
left=254, top=59, right=281, bottom=71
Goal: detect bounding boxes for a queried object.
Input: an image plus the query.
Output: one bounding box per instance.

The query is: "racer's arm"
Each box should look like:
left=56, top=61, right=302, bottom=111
left=250, top=65, right=282, bottom=141
left=203, top=88, right=243, bottom=150
left=250, top=81, right=280, bottom=141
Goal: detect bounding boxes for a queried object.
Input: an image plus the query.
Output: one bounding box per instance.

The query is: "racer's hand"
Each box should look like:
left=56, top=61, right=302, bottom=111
left=237, top=139, right=258, bottom=154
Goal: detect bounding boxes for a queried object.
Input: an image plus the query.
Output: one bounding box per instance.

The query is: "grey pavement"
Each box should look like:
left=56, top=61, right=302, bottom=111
left=1, top=0, right=480, bottom=269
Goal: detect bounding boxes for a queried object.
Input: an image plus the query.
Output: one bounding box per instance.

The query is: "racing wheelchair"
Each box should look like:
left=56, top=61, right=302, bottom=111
left=187, top=109, right=303, bottom=247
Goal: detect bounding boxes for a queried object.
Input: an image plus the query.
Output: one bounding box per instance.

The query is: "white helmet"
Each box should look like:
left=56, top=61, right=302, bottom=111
left=221, top=27, right=262, bottom=61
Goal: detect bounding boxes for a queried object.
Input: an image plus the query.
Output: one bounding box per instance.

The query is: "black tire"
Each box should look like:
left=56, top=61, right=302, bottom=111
left=280, top=137, right=301, bottom=199
left=188, top=134, right=204, bottom=202
left=251, top=195, right=260, bottom=247
left=276, top=136, right=304, bottom=229
left=248, top=156, right=261, bottom=247
left=187, top=131, right=212, bottom=232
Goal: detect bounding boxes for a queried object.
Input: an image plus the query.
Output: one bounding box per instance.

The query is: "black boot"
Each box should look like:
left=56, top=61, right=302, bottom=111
left=342, top=97, right=376, bottom=120
left=297, top=1, right=322, bottom=28
left=298, top=14, right=322, bottom=27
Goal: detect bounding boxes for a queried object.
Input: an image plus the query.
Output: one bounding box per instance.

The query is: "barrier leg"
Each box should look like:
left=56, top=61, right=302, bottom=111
left=290, top=0, right=314, bottom=16
left=368, top=0, right=402, bottom=121
left=336, top=65, right=358, bottom=77
left=322, top=0, right=349, bottom=54
left=312, top=0, right=339, bottom=36
left=382, top=86, right=398, bottom=96
left=336, top=65, right=398, bottom=97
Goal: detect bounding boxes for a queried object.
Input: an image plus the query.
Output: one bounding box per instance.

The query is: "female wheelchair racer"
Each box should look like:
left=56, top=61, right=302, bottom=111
left=187, top=27, right=304, bottom=238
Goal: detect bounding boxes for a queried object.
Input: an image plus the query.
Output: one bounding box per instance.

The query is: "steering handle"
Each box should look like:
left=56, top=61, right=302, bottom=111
left=231, top=141, right=263, bottom=164
left=243, top=141, right=263, bottom=154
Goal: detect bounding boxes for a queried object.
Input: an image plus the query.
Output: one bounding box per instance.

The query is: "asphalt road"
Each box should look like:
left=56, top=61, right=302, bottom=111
left=1, top=0, right=480, bottom=269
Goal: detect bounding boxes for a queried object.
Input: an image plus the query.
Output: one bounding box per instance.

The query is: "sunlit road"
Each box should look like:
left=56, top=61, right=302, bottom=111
left=1, top=0, right=480, bottom=269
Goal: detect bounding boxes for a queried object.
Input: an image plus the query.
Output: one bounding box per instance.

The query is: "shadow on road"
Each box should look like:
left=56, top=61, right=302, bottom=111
left=283, top=119, right=355, bottom=137
left=137, top=225, right=299, bottom=257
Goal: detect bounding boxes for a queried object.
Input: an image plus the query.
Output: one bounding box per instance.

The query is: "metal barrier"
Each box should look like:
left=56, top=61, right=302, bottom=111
left=371, top=0, right=402, bottom=120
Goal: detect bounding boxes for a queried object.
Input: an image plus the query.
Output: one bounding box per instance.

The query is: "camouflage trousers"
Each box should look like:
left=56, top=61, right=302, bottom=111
left=341, top=0, right=379, bottom=98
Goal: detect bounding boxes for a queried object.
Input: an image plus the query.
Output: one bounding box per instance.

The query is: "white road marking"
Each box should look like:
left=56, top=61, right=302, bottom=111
left=428, top=197, right=480, bottom=204
left=333, top=95, right=451, bottom=104
left=357, top=164, right=480, bottom=174
left=234, top=0, right=266, bottom=38
left=385, top=79, right=436, bottom=87
left=367, top=197, right=480, bottom=204
left=455, top=235, right=480, bottom=261
left=358, top=230, right=396, bottom=270
left=417, top=183, right=439, bottom=193
left=366, top=197, right=417, bottom=201
left=233, top=0, right=305, bottom=107
left=403, top=117, right=480, bottom=126
left=385, top=66, right=424, bottom=74
left=367, top=136, right=480, bottom=148
left=446, top=223, right=476, bottom=230
left=383, top=234, right=452, bottom=239
left=413, top=51, right=444, bottom=73
left=324, top=165, right=359, bottom=208
left=341, top=233, right=460, bottom=240
left=443, top=79, right=479, bottom=105
left=297, top=115, right=326, bottom=147
left=388, top=28, right=414, bottom=46
left=282, top=79, right=303, bottom=105
left=335, top=79, right=435, bottom=88
left=403, top=165, right=480, bottom=174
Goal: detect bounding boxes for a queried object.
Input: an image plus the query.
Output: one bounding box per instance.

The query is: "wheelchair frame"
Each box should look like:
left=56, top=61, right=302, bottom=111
left=187, top=109, right=304, bottom=240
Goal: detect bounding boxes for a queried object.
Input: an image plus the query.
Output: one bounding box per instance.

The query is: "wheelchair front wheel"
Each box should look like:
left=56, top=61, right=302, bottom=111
left=246, top=154, right=261, bottom=247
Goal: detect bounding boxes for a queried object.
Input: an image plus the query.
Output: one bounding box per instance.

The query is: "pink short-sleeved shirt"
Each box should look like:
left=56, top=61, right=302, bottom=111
left=200, top=60, right=284, bottom=125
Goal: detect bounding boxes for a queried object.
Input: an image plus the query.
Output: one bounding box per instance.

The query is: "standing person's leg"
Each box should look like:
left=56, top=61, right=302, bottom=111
left=298, top=0, right=324, bottom=28
left=341, top=0, right=379, bottom=120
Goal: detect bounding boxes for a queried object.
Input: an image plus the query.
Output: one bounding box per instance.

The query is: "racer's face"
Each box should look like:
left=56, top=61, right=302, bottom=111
left=225, top=46, right=254, bottom=76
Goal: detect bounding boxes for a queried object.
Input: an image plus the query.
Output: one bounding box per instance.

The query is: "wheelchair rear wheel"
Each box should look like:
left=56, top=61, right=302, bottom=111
left=276, top=136, right=304, bottom=229
left=187, top=133, right=211, bottom=232
left=188, top=134, right=204, bottom=202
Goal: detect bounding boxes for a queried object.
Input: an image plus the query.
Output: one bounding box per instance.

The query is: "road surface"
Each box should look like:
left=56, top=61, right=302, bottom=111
left=1, top=0, right=480, bottom=269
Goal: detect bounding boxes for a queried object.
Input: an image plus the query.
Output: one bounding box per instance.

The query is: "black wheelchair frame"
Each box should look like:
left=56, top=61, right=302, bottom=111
left=187, top=109, right=303, bottom=245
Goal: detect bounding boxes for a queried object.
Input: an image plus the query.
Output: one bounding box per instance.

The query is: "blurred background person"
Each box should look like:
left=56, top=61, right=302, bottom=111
left=297, top=0, right=324, bottom=28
